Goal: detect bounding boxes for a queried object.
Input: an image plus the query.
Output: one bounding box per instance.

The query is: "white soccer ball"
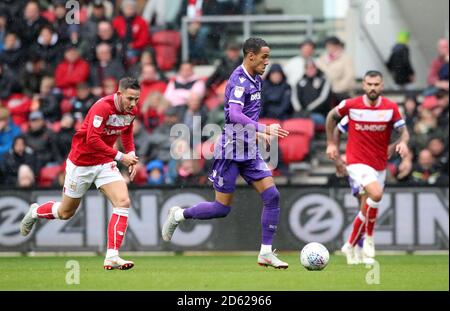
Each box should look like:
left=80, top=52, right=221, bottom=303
left=300, top=242, right=330, bottom=271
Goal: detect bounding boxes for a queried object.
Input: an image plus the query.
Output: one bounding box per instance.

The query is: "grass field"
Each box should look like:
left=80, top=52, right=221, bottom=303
left=0, top=254, right=447, bottom=291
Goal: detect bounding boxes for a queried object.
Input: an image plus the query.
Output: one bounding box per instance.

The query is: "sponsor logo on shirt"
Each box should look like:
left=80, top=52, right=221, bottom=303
left=103, top=128, right=123, bottom=135
left=106, top=114, right=134, bottom=127
left=93, top=115, right=103, bottom=128
left=250, top=92, right=261, bottom=101
left=355, top=123, right=387, bottom=132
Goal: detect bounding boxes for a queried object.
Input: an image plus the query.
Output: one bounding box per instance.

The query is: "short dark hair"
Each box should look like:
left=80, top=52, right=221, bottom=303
left=364, top=70, right=383, bottom=79
left=119, top=77, right=140, bottom=91
left=243, top=37, right=268, bottom=57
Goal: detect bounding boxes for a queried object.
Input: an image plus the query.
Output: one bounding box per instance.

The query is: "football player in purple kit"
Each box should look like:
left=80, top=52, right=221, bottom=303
left=161, top=38, right=290, bottom=269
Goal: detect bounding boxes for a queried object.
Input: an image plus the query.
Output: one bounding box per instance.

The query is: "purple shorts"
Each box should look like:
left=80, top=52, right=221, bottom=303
left=208, top=158, right=273, bottom=193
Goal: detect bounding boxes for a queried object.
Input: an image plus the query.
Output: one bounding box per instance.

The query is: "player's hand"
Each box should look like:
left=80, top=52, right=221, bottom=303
left=395, top=142, right=409, bottom=158
left=257, top=132, right=271, bottom=151
left=128, top=164, right=138, bottom=182
left=335, top=157, right=347, bottom=177
left=326, top=143, right=339, bottom=161
left=266, top=124, right=289, bottom=138
left=121, top=153, right=139, bottom=166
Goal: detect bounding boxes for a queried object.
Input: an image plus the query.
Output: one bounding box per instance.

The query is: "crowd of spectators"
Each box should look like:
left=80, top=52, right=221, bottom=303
left=0, top=0, right=448, bottom=189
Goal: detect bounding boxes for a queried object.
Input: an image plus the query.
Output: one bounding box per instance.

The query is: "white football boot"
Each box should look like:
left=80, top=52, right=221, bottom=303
left=257, top=250, right=289, bottom=269
left=353, top=245, right=364, bottom=264
left=20, top=203, right=39, bottom=236
left=103, top=256, right=134, bottom=270
left=341, top=242, right=358, bottom=265
left=162, top=206, right=181, bottom=242
left=363, top=236, right=376, bottom=258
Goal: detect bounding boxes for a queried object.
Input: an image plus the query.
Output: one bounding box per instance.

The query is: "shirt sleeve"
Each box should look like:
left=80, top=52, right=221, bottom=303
left=337, top=115, right=349, bottom=133
left=85, top=104, right=119, bottom=159
left=227, top=79, right=247, bottom=106
left=392, top=104, right=406, bottom=129
left=336, top=99, right=349, bottom=117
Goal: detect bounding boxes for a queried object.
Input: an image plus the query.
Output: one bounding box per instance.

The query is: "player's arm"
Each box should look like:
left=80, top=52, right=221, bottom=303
left=390, top=106, right=410, bottom=159
left=333, top=116, right=349, bottom=177
left=325, top=107, right=343, bottom=160
left=121, top=120, right=139, bottom=181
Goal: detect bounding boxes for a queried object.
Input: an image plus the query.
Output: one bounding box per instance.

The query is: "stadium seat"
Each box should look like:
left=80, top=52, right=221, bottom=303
left=282, top=118, right=315, bottom=139
left=60, top=99, right=73, bottom=114
left=38, top=164, right=63, bottom=188
left=133, top=165, right=148, bottom=186
left=151, top=30, right=181, bottom=71
left=278, top=134, right=311, bottom=164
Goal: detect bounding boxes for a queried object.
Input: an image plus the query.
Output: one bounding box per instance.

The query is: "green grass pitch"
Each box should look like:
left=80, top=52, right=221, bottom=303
left=0, top=254, right=447, bottom=291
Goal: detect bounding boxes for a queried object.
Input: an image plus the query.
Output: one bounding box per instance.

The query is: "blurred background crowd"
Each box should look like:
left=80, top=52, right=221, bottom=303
left=0, top=0, right=448, bottom=189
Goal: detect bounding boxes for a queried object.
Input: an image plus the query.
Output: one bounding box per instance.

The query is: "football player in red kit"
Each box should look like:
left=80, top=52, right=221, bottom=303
left=20, top=77, right=140, bottom=270
left=326, top=70, right=410, bottom=263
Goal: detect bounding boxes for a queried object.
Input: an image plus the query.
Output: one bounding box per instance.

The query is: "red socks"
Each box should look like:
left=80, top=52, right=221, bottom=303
left=34, top=201, right=60, bottom=219
left=107, top=208, right=129, bottom=251
left=348, top=211, right=366, bottom=246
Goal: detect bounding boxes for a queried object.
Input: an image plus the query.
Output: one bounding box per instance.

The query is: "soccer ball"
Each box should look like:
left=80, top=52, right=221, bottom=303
left=300, top=242, right=330, bottom=271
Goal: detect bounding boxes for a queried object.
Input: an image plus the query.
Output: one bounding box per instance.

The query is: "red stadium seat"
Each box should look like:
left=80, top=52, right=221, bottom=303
left=132, top=165, right=148, bottom=186
left=60, top=99, right=73, bottom=114
left=38, top=164, right=63, bottom=188
left=282, top=118, right=315, bottom=139
left=278, top=134, right=311, bottom=164
left=151, top=30, right=181, bottom=71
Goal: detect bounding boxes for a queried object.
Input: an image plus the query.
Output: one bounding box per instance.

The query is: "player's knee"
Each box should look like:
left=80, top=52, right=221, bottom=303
left=369, top=191, right=383, bottom=203
left=215, top=202, right=231, bottom=218
left=261, top=186, right=280, bottom=208
left=115, top=197, right=131, bottom=208
left=59, top=209, right=76, bottom=220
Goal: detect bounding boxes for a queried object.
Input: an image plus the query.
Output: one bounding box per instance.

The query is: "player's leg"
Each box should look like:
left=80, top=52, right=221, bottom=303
left=161, top=159, right=237, bottom=242
left=97, top=168, right=134, bottom=270
left=361, top=180, right=384, bottom=258
left=248, top=165, right=288, bottom=269
left=20, top=160, right=90, bottom=236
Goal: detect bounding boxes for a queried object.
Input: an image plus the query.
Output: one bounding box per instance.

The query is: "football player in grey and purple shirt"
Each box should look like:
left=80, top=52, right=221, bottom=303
left=162, top=38, right=290, bottom=268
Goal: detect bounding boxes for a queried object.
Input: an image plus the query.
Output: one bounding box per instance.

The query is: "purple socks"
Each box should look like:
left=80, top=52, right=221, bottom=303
left=183, top=201, right=231, bottom=219
left=261, top=186, right=280, bottom=245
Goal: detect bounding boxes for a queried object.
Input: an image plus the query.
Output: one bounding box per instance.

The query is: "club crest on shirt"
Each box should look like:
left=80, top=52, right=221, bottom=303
left=239, top=77, right=246, bottom=83
left=234, top=86, right=245, bottom=98
left=93, top=115, right=103, bottom=128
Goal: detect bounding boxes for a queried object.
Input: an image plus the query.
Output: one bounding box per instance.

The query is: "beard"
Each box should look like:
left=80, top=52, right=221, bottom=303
left=367, top=91, right=380, bottom=101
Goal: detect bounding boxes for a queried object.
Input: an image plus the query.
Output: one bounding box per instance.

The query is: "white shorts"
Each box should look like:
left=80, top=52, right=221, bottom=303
left=63, top=159, right=124, bottom=198
left=346, top=164, right=386, bottom=190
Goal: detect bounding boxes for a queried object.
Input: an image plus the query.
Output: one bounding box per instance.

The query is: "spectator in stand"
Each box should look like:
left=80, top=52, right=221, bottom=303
left=132, top=117, right=152, bottom=164
left=436, top=53, right=449, bottom=91
left=16, top=1, right=49, bottom=51
left=141, top=91, right=170, bottom=132
left=0, top=107, right=21, bottom=161
left=146, top=159, right=165, bottom=185
left=19, top=54, right=51, bottom=97
left=283, top=39, right=316, bottom=112
left=0, top=10, right=9, bottom=52
left=33, top=75, right=62, bottom=122
left=128, top=48, right=162, bottom=80
left=31, top=25, right=63, bottom=69
left=102, top=76, right=118, bottom=96
left=428, top=38, right=449, bottom=87
left=403, top=94, right=419, bottom=132
left=180, top=91, right=208, bottom=141
left=206, top=42, right=242, bottom=91
left=427, top=136, right=449, bottom=173
left=0, top=32, right=25, bottom=72
left=51, top=0, right=72, bottom=45
left=386, top=31, right=415, bottom=89
left=0, top=135, right=38, bottom=186
left=70, top=82, right=98, bottom=121
left=139, top=63, right=167, bottom=113
left=0, top=62, right=20, bottom=100
left=23, top=110, right=59, bottom=169
left=17, top=163, right=35, bottom=188
left=260, top=63, right=292, bottom=120
left=295, top=60, right=332, bottom=126
left=87, top=20, right=124, bottom=63
left=54, top=113, right=75, bottom=162
left=112, top=0, right=150, bottom=65
left=55, top=44, right=90, bottom=98
left=164, top=61, right=206, bottom=107
left=408, top=149, right=443, bottom=185
left=81, top=0, right=109, bottom=44
left=316, top=36, right=354, bottom=105
left=90, top=42, right=125, bottom=96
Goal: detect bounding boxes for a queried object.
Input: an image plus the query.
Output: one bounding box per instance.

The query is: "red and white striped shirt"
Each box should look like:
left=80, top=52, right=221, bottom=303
left=336, top=95, right=405, bottom=170
left=68, top=94, right=136, bottom=166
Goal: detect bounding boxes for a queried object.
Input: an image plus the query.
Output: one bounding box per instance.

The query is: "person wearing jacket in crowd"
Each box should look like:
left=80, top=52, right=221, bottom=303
left=261, top=63, right=293, bottom=120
